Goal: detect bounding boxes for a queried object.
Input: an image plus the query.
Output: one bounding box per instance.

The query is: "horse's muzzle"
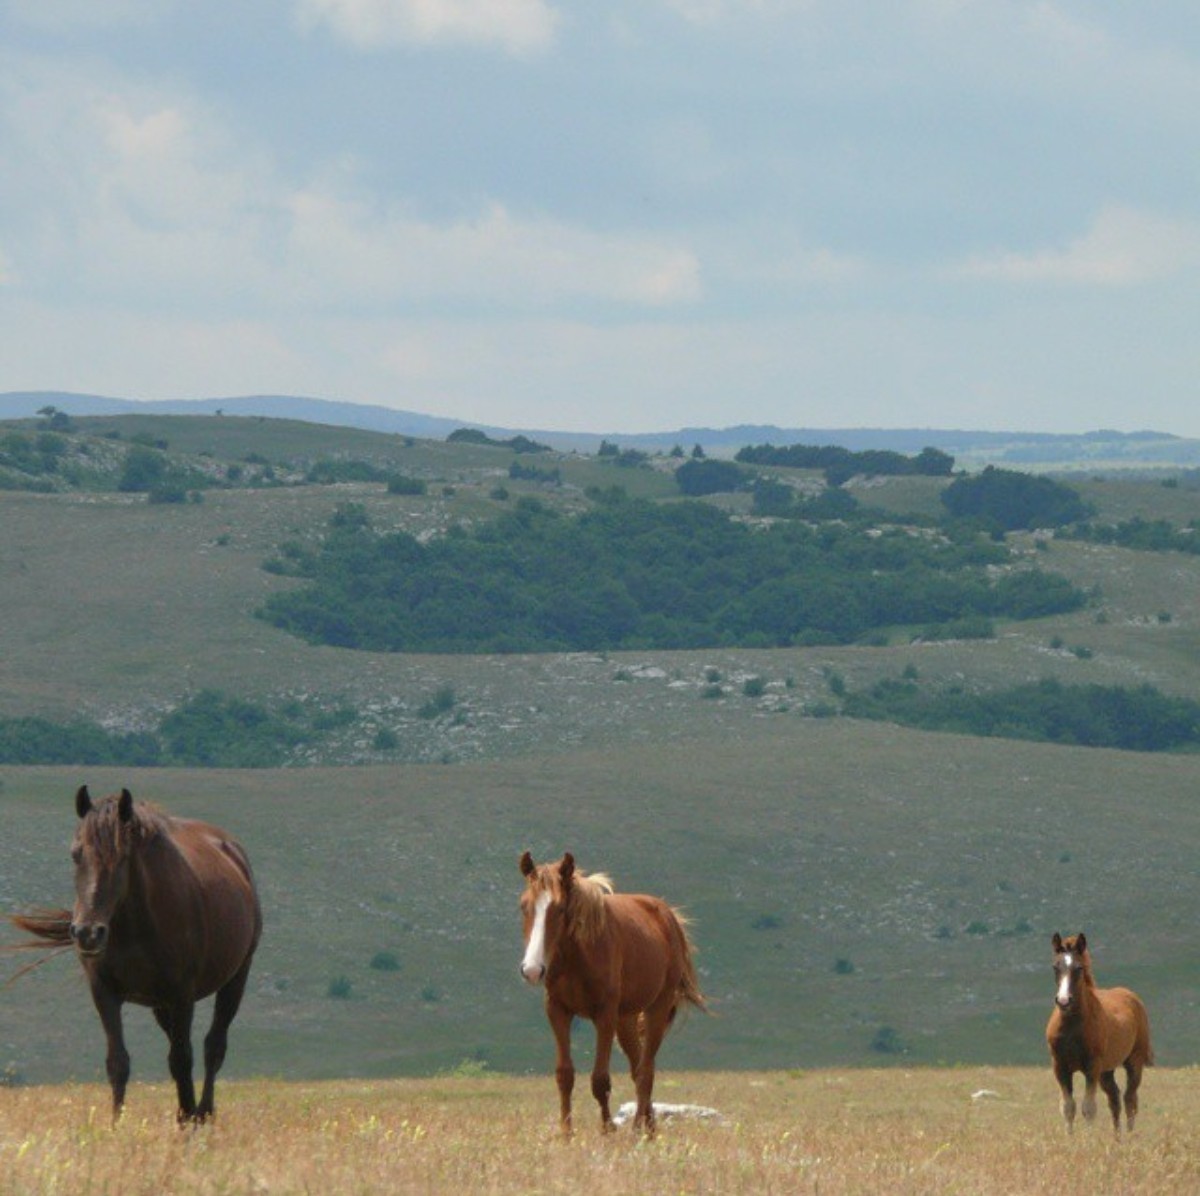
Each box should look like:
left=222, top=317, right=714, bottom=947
left=71, top=922, right=108, bottom=955
left=520, top=962, right=545, bottom=985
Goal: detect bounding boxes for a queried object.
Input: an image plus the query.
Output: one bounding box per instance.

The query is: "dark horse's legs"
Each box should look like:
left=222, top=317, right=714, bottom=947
left=153, top=1004, right=198, bottom=1122
left=198, top=955, right=254, bottom=1121
left=91, top=985, right=130, bottom=1124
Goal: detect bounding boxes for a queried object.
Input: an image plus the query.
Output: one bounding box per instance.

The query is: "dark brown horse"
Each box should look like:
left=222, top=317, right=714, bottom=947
left=12, top=786, right=261, bottom=1123
left=1046, top=932, right=1153, bottom=1134
left=518, top=851, right=705, bottom=1135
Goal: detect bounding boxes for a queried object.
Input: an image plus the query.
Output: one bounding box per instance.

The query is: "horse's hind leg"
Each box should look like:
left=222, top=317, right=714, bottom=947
left=1123, top=1061, right=1144, bottom=1132
left=590, top=1008, right=618, bottom=1132
left=1098, top=1070, right=1122, bottom=1135
left=197, top=956, right=253, bottom=1121
left=153, top=1004, right=198, bottom=1122
left=632, top=1000, right=674, bottom=1136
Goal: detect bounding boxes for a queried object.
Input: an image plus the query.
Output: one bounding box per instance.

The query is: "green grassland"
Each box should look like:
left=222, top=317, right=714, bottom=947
left=2, top=415, right=1200, bottom=1089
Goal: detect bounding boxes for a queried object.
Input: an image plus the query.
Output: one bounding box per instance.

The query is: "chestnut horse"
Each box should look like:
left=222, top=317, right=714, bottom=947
left=1046, top=932, right=1153, bottom=1134
left=11, top=786, right=261, bottom=1123
left=518, top=851, right=705, bottom=1135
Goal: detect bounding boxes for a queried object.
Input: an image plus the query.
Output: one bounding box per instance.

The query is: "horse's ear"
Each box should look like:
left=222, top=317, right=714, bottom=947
left=561, top=852, right=575, bottom=887
left=519, top=851, right=535, bottom=877
left=75, top=785, right=92, bottom=819
left=1076, top=932, right=1087, bottom=954
left=1051, top=932, right=1063, bottom=953
left=118, top=789, right=134, bottom=822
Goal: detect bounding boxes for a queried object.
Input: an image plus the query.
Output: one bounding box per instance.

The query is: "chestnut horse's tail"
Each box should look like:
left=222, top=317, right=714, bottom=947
left=674, top=909, right=708, bottom=1015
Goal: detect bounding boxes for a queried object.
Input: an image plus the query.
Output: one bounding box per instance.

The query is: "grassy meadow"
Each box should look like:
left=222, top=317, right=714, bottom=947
left=3, top=1069, right=1200, bottom=1195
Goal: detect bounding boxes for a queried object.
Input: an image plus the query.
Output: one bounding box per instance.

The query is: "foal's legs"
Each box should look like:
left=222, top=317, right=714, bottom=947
left=91, top=985, right=130, bottom=1124
left=1098, top=1070, right=1122, bottom=1134
left=1123, top=1060, right=1144, bottom=1132
left=1080, top=1068, right=1100, bottom=1123
left=152, top=1003, right=198, bottom=1122
left=1054, top=1062, right=1077, bottom=1131
left=546, top=1000, right=575, bottom=1135
left=197, top=956, right=253, bottom=1121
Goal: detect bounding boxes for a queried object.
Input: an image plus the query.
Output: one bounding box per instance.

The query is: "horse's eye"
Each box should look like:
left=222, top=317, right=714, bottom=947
left=70, top=847, right=82, bottom=864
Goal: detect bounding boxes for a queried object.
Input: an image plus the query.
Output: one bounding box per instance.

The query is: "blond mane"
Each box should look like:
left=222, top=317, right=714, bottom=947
left=527, top=862, right=614, bottom=943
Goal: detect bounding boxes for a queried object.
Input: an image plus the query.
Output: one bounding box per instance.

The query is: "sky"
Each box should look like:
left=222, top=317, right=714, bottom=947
left=1, top=1, right=1198, bottom=437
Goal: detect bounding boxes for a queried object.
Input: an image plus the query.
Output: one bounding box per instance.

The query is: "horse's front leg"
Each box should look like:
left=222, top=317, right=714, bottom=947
left=590, top=1007, right=618, bottom=1132
left=547, top=999, right=575, bottom=1136
left=153, top=1003, right=198, bottom=1123
left=90, top=984, right=130, bottom=1125
left=1081, top=1068, right=1100, bottom=1124
left=1098, top=1071, right=1122, bottom=1135
left=1054, top=1062, right=1076, bottom=1131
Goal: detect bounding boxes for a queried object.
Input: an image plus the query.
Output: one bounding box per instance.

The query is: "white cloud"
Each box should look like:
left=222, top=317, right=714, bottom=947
left=0, top=59, right=698, bottom=315
left=956, top=206, right=1200, bottom=286
left=284, top=192, right=702, bottom=307
left=295, top=0, right=559, bottom=54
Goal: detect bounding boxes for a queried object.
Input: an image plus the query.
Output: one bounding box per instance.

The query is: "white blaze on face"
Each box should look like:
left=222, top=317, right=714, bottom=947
left=521, top=891, right=551, bottom=983
left=1057, top=954, right=1074, bottom=1005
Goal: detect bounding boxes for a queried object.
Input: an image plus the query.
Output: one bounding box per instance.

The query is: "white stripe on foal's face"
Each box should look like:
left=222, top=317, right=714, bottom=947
left=1056, top=954, right=1074, bottom=1007
left=521, top=891, right=551, bottom=984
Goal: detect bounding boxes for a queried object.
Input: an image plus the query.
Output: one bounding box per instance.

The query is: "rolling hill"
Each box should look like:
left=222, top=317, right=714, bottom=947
left=2, top=411, right=1199, bottom=1086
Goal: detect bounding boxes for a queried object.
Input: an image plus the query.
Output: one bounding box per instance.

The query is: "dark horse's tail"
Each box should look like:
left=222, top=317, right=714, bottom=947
left=3, top=909, right=74, bottom=989
left=10, top=908, right=73, bottom=945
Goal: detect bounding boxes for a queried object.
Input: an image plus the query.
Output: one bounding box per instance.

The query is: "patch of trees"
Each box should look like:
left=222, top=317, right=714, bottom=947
left=1066, top=517, right=1200, bottom=555
left=257, top=493, right=1086, bottom=653
left=841, top=675, right=1200, bottom=752
left=447, top=428, right=551, bottom=454
left=675, top=458, right=746, bottom=496
left=940, top=467, right=1091, bottom=531
left=736, top=443, right=955, bottom=486
left=509, top=460, right=561, bottom=484
left=0, top=690, right=356, bottom=768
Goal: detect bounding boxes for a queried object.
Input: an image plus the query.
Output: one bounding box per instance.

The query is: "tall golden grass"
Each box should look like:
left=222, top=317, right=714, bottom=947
left=1, top=1068, right=1197, bottom=1195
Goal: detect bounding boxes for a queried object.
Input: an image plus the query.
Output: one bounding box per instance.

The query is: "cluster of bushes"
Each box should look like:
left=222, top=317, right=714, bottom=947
left=0, top=690, right=358, bottom=768
left=840, top=675, right=1200, bottom=752
left=736, top=443, right=955, bottom=486
left=1066, top=516, right=1200, bottom=555
left=509, top=460, right=561, bottom=485
left=940, top=467, right=1091, bottom=532
left=447, top=428, right=550, bottom=454
left=257, top=493, right=1086, bottom=653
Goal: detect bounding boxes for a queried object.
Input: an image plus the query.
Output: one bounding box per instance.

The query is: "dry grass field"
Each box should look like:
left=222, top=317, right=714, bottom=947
left=2, top=1069, right=1199, bottom=1195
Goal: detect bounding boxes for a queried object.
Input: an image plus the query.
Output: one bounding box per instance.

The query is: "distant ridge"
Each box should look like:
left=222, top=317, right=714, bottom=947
left=2, top=390, right=1196, bottom=467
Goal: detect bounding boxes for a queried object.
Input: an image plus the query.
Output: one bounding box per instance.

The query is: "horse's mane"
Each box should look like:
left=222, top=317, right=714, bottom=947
left=568, top=870, right=614, bottom=943
left=79, top=796, right=170, bottom=859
